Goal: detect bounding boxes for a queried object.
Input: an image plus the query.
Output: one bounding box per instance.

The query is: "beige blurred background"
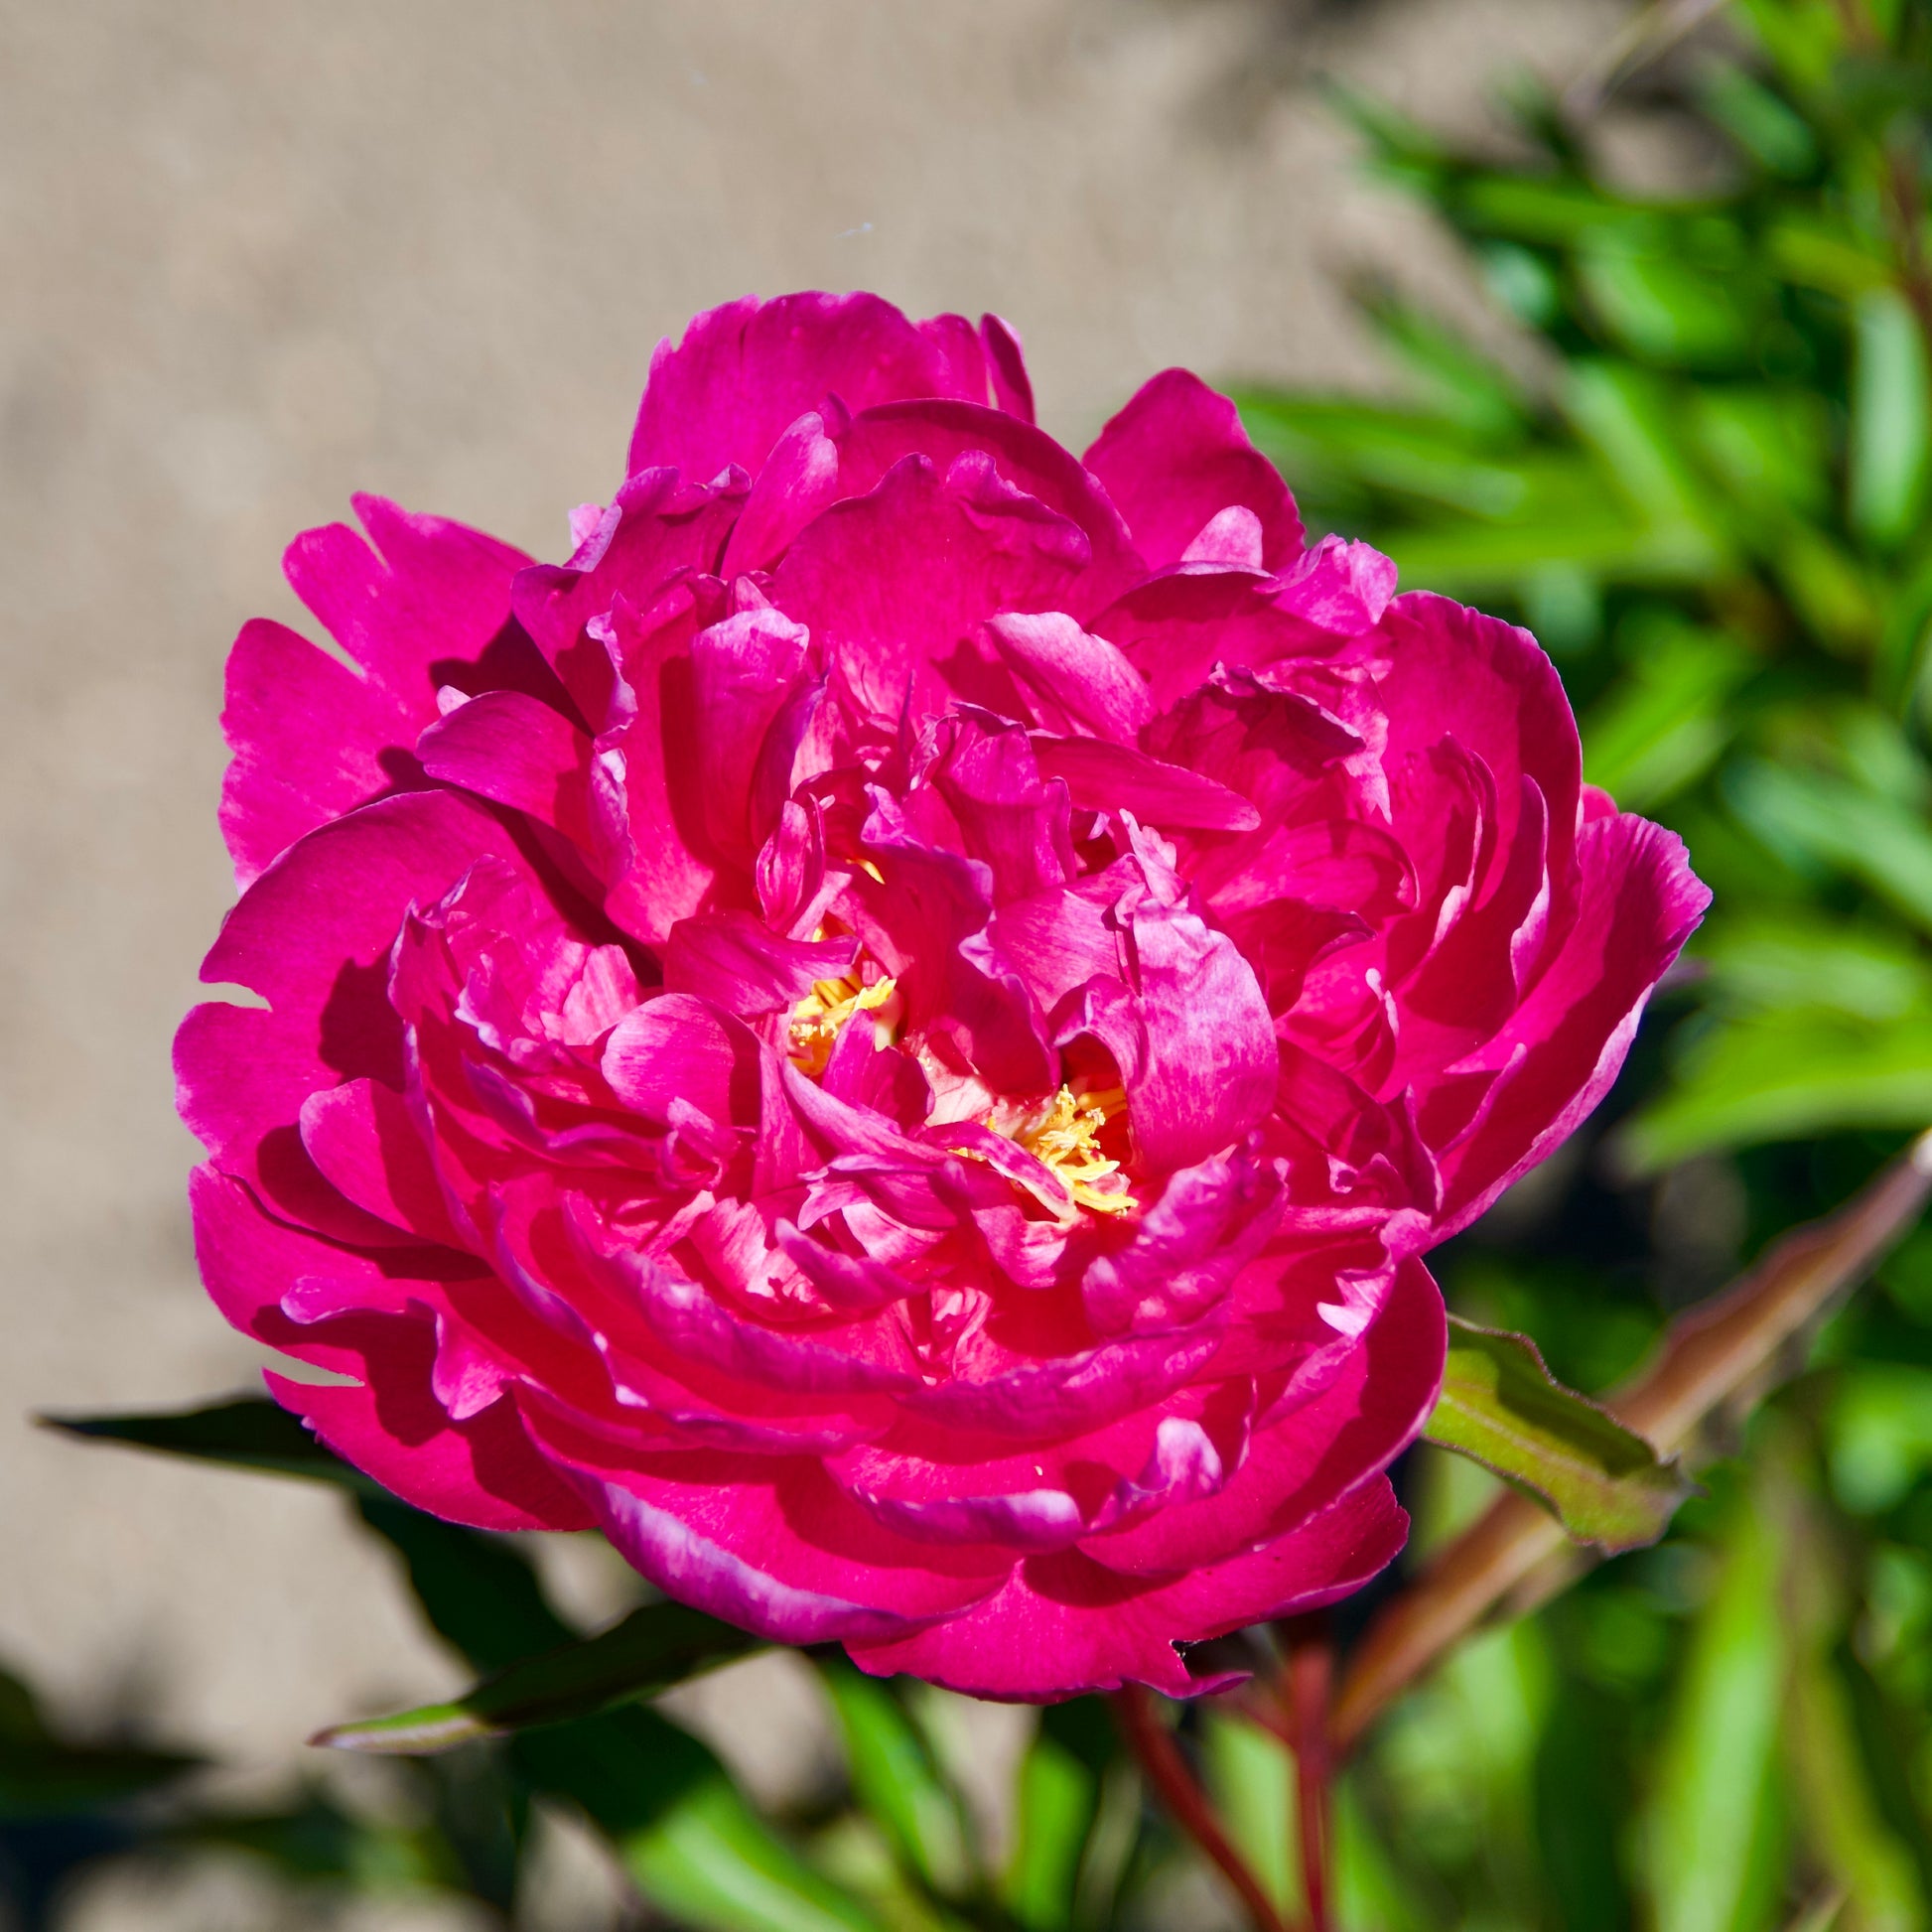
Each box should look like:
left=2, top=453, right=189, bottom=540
left=1, top=0, right=1629, bottom=1920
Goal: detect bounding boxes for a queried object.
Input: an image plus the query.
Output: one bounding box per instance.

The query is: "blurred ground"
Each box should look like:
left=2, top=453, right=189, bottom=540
left=0, top=0, right=1625, bottom=1907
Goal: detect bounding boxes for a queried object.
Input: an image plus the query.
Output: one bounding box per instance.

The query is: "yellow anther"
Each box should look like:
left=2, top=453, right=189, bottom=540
left=1013, top=1085, right=1134, bottom=1215
left=787, top=971, right=900, bottom=1078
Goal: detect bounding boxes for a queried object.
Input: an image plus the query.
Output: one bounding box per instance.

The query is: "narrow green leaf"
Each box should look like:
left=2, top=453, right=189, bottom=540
left=1641, top=1491, right=1789, bottom=1932
left=41, top=1394, right=378, bottom=1492
left=618, top=1775, right=893, bottom=1932
left=1581, top=621, right=1749, bottom=809
left=817, top=1660, right=969, bottom=1899
left=1786, top=1638, right=1930, bottom=1930
left=1725, top=760, right=1932, bottom=933
left=1422, top=1316, right=1692, bottom=1552
left=1575, top=230, right=1758, bottom=368
left=1702, top=920, right=1932, bottom=1022
left=1699, top=66, right=1819, bottom=178
left=356, top=1494, right=575, bottom=1674
left=0, top=1739, right=204, bottom=1818
left=1201, top=1708, right=1298, bottom=1923
left=1356, top=288, right=1527, bottom=439
left=314, top=1600, right=761, bottom=1753
left=1621, top=1012, right=1932, bottom=1171
left=1852, top=289, right=1931, bottom=551
left=350, top=1509, right=891, bottom=1932
left=1562, top=362, right=1727, bottom=566
left=1003, top=1737, right=1095, bottom=1932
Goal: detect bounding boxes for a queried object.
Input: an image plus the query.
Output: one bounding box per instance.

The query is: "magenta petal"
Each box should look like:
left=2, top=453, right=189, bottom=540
left=1033, top=736, right=1260, bottom=833
left=1082, top=1148, right=1284, bottom=1337
left=771, top=453, right=1090, bottom=731
left=688, top=607, right=816, bottom=856
left=1065, top=894, right=1278, bottom=1175
left=417, top=692, right=595, bottom=849
left=183, top=291, right=1706, bottom=1701
left=219, top=618, right=414, bottom=888
left=980, top=313, right=1035, bottom=422
left=298, top=1077, right=466, bottom=1247
left=579, top=1477, right=941, bottom=1643
left=1084, top=1256, right=1446, bottom=1576
left=270, top=1369, right=594, bottom=1534
left=663, top=913, right=856, bottom=1018
left=984, top=612, right=1154, bottom=740
left=627, top=292, right=990, bottom=482
left=177, top=792, right=521, bottom=1234
left=1430, top=811, right=1710, bottom=1232
left=282, top=495, right=529, bottom=718
left=845, top=1479, right=1406, bottom=1700
left=1083, top=368, right=1304, bottom=572
left=602, top=994, right=753, bottom=1129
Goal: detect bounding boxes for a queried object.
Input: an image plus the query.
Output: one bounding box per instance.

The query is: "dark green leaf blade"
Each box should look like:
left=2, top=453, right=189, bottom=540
left=816, top=1658, right=970, bottom=1898
left=313, top=1600, right=761, bottom=1754
left=348, top=1496, right=890, bottom=1932
left=41, top=1395, right=376, bottom=1492
left=1422, top=1316, right=1692, bottom=1552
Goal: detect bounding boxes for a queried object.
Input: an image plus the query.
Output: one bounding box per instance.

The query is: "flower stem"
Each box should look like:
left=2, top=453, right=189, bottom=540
left=1110, top=1685, right=1286, bottom=1932
left=1277, top=1614, right=1333, bottom=1932
left=1331, top=1128, right=1932, bottom=1757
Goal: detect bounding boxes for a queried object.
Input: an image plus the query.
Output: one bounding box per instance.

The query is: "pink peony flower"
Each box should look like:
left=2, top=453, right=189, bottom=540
left=179, top=292, right=1708, bottom=1700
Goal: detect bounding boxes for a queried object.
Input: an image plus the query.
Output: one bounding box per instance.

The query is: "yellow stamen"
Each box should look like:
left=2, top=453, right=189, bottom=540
left=1012, top=1085, right=1134, bottom=1215
left=787, top=971, right=900, bottom=1078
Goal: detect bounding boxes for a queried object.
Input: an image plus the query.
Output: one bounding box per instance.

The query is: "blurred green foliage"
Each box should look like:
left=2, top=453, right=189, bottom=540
left=1224, top=0, right=1932, bottom=1924
left=23, top=4, right=1932, bottom=1929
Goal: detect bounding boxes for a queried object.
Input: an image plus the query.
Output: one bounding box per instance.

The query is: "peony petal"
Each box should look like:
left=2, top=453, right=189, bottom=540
left=1429, top=811, right=1710, bottom=1233
left=1083, top=368, right=1304, bottom=573
left=984, top=612, right=1154, bottom=741
left=627, top=292, right=991, bottom=482
left=1061, top=892, right=1278, bottom=1176
left=846, top=1477, right=1406, bottom=1700
left=416, top=691, right=595, bottom=850
left=771, top=452, right=1091, bottom=733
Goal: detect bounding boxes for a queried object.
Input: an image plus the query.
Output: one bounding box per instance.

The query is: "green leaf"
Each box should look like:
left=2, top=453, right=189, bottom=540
left=1562, top=362, right=1728, bottom=569
left=1700, top=919, right=1932, bottom=1024
left=616, top=1774, right=892, bottom=1932
left=1786, top=1636, right=1931, bottom=1927
left=356, top=1494, right=576, bottom=1674
left=60, top=1397, right=888, bottom=1931
left=1623, top=1007, right=1932, bottom=1168
left=1640, top=1491, right=1789, bottom=1932
left=1767, top=216, right=1893, bottom=298
left=1201, top=1708, right=1298, bottom=1923
left=1581, top=621, right=1750, bottom=809
left=1357, top=288, right=1527, bottom=439
left=314, top=1600, right=762, bottom=1753
left=0, top=1661, right=203, bottom=1818
left=348, top=1509, right=891, bottom=1932
left=1699, top=66, right=1820, bottom=178
left=1852, top=289, right=1931, bottom=551
left=1725, top=760, right=1932, bottom=933
left=1689, top=387, right=1832, bottom=519
left=1003, top=1699, right=1115, bottom=1932
left=41, top=1394, right=379, bottom=1493
left=1575, top=229, right=1759, bottom=369
left=817, top=1659, right=970, bottom=1899
left=0, top=1737, right=204, bottom=1818
left=1422, top=1316, right=1692, bottom=1552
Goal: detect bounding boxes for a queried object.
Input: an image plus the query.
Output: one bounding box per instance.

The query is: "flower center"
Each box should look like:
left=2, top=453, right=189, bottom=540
left=1002, top=1084, right=1134, bottom=1215
left=787, top=970, right=901, bottom=1077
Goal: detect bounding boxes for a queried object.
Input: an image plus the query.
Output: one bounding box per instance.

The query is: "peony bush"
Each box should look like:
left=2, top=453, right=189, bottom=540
left=179, top=292, right=1706, bottom=1700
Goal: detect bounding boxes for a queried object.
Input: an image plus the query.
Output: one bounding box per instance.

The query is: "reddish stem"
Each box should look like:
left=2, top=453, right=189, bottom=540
left=1279, top=1616, right=1334, bottom=1932
left=1110, top=1686, right=1287, bottom=1932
